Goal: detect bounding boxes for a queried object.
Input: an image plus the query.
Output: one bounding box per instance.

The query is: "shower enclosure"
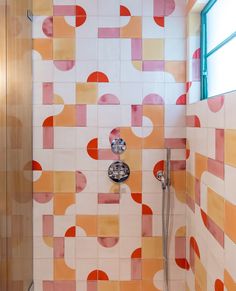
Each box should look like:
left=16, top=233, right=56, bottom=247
left=0, top=0, right=33, bottom=290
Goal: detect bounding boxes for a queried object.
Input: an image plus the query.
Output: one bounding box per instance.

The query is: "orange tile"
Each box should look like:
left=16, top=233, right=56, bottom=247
left=224, top=270, right=236, bottom=291
left=54, top=105, right=76, bottom=127
left=120, top=16, right=142, bottom=38
left=121, top=149, right=142, bottom=171
left=142, top=237, right=162, bottom=259
left=142, top=280, right=161, bottom=291
left=76, top=215, right=97, bottom=236
left=195, top=256, right=207, bottom=291
left=142, top=39, right=164, bottom=61
left=54, top=258, right=75, bottom=280
left=143, top=105, right=164, bottom=126
left=120, top=128, right=142, bottom=149
left=225, top=201, right=236, bottom=243
left=207, top=188, right=224, bottom=230
left=171, top=170, right=186, bottom=203
left=98, top=215, right=119, bottom=237
left=33, top=171, right=53, bottom=192
left=125, top=171, right=142, bottom=192
left=225, top=129, right=236, bottom=167
left=98, top=281, right=119, bottom=291
left=53, top=16, right=75, bottom=38
left=120, top=281, right=141, bottom=291
left=143, top=127, right=164, bottom=149
left=54, top=172, right=75, bottom=193
left=76, top=83, right=98, bottom=104
left=33, top=0, right=52, bottom=15
left=54, top=193, right=75, bottom=215
left=53, top=38, right=75, bottom=60
left=186, top=171, right=195, bottom=199
left=195, top=153, right=207, bottom=180
left=142, top=259, right=163, bottom=280
left=33, top=39, right=53, bottom=60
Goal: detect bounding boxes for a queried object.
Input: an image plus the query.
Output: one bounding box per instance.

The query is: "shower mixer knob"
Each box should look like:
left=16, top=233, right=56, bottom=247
left=111, top=138, right=126, bottom=154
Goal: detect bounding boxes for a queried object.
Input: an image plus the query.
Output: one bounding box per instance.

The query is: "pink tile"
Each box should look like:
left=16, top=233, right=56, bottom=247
left=207, top=158, right=224, bottom=180
left=215, top=129, right=224, bottom=162
left=54, top=237, right=64, bottom=258
left=43, top=83, right=53, bottom=105
left=98, top=28, right=120, bottom=38
left=34, top=192, right=53, bottom=203
left=54, top=281, right=76, bottom=291
left=54, top=60, right=75, bottom=71
left=98, top=94, right=120, bottom=105
left=97, top=237, right=119, bottom=248
left=142, top=60, right=165, bottom=71
left=76, top=171, right=87, bottom=193
left=43, top=215, right=54, bottom=236
left=53, top=5, right=76, bottom=16
left=98, top=193, right=120, bottom=204
left=186, top=115, right=201, bottom=127
left=142, top=215, right=152, bottom=237
left=42, top=17, right=53, bottom=37
left=76, top=105, right=87, bottom=127
left=131, top=259, right=142, bottom=280
left=131, top=39, right=142, bottom=60
left=43, top=127, right=54, bottom=149
left=131, top=105, right=142, bottom=127
left=143, top=94, right=164, bottom=105
left=207, top=95, right=224, bottom=113
left=43, top=281, right=54, bottom=291
left=98, top=149, right=119, bottom=160
left=175, top=237, right=186, bottom=258
left=165, top=138, right=186, bottom=149
left=170, top=160, right=186, bottom=171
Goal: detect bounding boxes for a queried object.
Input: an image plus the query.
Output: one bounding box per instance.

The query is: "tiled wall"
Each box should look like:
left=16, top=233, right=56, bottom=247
left=32, top=0, right=187, bottom=290
left=186, top=1, right=236, bottom=290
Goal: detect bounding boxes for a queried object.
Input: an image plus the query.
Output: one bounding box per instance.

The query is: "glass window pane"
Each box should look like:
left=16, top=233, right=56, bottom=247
left=207, top=0, right=236, bottom=52
left=207, top=37, right=236, bottom=97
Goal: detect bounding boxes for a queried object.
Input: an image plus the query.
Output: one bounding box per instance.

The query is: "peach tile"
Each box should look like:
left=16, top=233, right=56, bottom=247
left=143, top=127, right=164, bottom=149
left=120, top=281, right=141, bottom=291
left=121, top=149, right=142, bottom=171
left=143, top=105, right=164, bottom=126
left=195, top=256, right=207, bottom=291
left=125, top=171, right=142, bottom=192
left=53, top=38, right=75, bottom=60
left=142, top=237, right=162, bottom=259
left=54, top=171, right=75, bottom=192
left=120, top=16, right=142, bottom=38
left=33, top=39, right=53, bottom=60
left=195, top=153, right=208, bottom=180
left=225, top=129, right=236, bottom=167
left=207, top=188, right=224, bottom=230
left=98, top=281, right=119, bottom=291
left=142, top=259, right=163, bottom=280
left=142, top=39, right=164, bottom=60
left=98, top=215, right=119, bottom=237
left=225, top=201, right=236, bottom=243
left=53, top=16, right=75, bottom=38
left=54, top=105, right=76, bottom=126
left=76, top=215, right=97, bottom=237
left=54, top=193, right=75, bottom=215
left=76, top=83, right=98, bottom=104
left=165, top=61, right=186, bottom=83
left=34, top=171, right=54, bottom=192
left=54, top=258, right=76, bottom=280
left=33, top=0, right=53, bottom=15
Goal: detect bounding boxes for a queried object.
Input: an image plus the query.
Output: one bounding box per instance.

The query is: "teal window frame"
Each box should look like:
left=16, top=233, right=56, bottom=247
left=200, top=0, right=236, bottom=99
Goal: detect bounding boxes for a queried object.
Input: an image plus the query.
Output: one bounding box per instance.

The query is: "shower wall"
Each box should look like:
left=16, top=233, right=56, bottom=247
left=32, top=0, right=187, bottom=290
left=186, top=1, right=236, bottom=290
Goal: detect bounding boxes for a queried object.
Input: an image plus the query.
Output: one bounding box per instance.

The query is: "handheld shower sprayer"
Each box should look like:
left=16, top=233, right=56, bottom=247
left=156, top=171, right=167, bottom=190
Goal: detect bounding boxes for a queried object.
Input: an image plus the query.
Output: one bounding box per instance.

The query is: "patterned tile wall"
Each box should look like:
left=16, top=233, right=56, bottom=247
left=32, top=0, right=187, bottom=290
left=186, top=1, right=236, bottom=290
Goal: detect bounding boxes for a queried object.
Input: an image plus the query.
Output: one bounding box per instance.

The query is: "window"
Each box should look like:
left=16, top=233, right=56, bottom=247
left=200, top=0, right=236, bottom=99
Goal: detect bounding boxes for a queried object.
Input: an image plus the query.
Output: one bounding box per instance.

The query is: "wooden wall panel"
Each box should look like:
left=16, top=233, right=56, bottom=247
left=0, top=0, right=33, bottom=290
left=0, top=0, right=7, bottom=290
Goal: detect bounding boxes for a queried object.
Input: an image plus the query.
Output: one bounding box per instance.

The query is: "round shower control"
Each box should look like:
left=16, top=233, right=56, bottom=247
left=108, top=161, right=130, bottom=183
left=111, top=138, right=126, bottom=154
